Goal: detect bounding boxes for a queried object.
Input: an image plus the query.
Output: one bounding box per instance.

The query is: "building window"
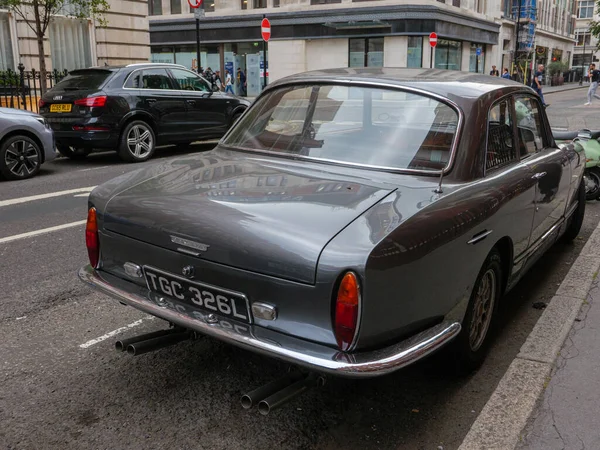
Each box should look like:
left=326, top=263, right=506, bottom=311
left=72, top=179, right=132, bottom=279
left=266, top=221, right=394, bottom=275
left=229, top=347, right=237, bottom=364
left=349, top=38, right=384, bottom=68
left=407, top=36, right=422, bottom=68
left=434, top=39, right=462, bottom=70
left=241, top=0, right=247, bottom=10
left=578, top=0, right=594, bottom=19
left=148, top=0, right=162, bottom=15
left=310, top=0, right=342, bottom=4
left=575, top=30, right=592, bottom=46
left=171, top=0, right=181, bottom=14
left=0, top=12, right=14, bottom=70
left=49, top=17, right=92, bottom=71
left=469, top=43, right=485, bottom=73
left=452, top=0, right=461, bottom=6
left=274, top=0, right=280, bottom=6
left=254, top=0, right=266, bottom=7
left=190, top=2, right=214, bottom=12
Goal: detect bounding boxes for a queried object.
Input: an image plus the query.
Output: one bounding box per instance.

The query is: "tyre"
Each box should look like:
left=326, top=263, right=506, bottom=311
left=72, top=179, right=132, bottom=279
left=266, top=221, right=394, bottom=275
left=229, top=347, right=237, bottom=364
left=117, top=120, right=156, bottom=163
left=450, top=248, right=503, bottom=374
left=584, top=167, right=600, bottom=201
left=0, top=135, right=42, bottom=180
left=563, top=178, right=586, bottom=242
left=230, top=111, right=244, bottom=128
left=56, top=144, right=92, bottom=160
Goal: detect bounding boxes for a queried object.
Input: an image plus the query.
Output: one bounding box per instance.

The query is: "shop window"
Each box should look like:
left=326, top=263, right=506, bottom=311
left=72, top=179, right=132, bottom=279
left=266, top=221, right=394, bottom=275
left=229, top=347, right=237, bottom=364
left=254, top=0, right=266, bottom=7
left=469, top=43, right=485, bottom=73
left=407, top=36, right=422, bottom=68
left=148, top=0, right=162, bottom=15
left=349, top=38, right=384, bottom=68
left=0, top=12, right=14, bottom=70
left=49, top=17, right=92, bottom=71
left=171, top=0, right=181, bottom=14
left=174, top=44, right=220, bottom=72
left=151, top=46, right=175, bottom=64
left=578, top=0, right=594, bottom=18
left=434, top=39, right=462, bottom=71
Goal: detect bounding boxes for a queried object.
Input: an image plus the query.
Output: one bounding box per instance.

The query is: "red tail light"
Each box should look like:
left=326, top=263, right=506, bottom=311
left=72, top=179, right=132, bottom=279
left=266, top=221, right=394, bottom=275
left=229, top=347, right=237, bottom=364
left=86, top=207, right=100, bottom=268
left=39, top=99, right=46, bottom=108
left=73, top=125, right=110, bottom=131
left=334, top=272, right=360, bottom=351
left=74, top=96, right=107, bottom=107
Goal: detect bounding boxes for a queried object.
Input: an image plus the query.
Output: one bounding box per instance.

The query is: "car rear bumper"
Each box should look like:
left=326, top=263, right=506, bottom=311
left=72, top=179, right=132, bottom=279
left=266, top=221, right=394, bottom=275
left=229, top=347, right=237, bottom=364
left=54, top=131, right=119, bottom=149
left=79, top=264, right=461, bottom=378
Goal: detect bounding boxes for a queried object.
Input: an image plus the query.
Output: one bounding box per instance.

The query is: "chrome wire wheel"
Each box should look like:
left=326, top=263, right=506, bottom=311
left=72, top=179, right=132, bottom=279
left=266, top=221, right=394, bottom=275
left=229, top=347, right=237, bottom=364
left=584, top=169, right=600, bottom=200
left=4, top=139, right=40, bottom=178
left=468, top=269, right=497, bottom=352
left=126, top=124, right=153, bottom=159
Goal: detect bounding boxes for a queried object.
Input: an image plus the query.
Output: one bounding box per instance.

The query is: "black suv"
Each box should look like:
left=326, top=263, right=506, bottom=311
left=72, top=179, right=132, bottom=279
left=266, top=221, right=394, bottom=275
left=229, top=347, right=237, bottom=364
left=40, top=63, right=250, bottom=162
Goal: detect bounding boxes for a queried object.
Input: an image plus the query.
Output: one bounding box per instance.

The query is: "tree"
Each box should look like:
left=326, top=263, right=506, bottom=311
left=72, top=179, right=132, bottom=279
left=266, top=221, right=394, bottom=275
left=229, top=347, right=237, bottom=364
left=3, top=0, right=109, bottom=93
left=590, top=1, right=600, bottom=51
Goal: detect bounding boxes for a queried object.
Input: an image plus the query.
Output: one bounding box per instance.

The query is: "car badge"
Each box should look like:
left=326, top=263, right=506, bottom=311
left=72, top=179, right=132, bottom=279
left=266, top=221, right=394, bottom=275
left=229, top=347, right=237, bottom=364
left=170, top=235, right=210, bottom=252
left=53, top=95, right=63, bottom=101
left=182, top=265, right=195, bottom=278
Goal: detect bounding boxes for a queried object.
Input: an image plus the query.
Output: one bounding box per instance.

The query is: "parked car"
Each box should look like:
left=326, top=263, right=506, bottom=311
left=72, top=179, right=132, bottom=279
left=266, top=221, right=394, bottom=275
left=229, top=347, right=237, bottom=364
left=79, top=68, right=585, bottom=383
left=40, top=63, right=250, bottom=163
left=0, top=107, right=55, bottom=180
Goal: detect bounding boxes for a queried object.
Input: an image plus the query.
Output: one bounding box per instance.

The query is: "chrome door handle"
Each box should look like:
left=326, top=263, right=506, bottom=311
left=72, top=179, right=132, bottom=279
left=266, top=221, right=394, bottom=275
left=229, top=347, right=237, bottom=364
left=186, top=100, right=196, bottom=105
left=532, top=172, right=547, bottom=180
left=147, top=98, right=157, bottom=104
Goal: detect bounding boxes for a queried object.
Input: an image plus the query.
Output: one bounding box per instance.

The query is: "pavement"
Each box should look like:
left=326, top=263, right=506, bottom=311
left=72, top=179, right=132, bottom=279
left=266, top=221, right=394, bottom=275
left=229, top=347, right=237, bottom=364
left=0, top=87, right=599, bottom=450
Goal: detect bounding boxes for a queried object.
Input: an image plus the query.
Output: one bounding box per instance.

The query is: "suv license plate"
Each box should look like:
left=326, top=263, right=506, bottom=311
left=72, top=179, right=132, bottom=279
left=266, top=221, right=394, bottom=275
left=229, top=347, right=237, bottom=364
left=50, top=104, right=72, bottom=113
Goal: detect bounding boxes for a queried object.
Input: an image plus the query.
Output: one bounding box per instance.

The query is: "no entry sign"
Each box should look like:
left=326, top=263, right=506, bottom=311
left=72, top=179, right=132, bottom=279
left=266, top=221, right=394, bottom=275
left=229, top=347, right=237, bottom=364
left=188, top=0, right=203, bottom=8
left=261, top=18, right=271, bottom=42
left=429, top=32, right=438, bottom=48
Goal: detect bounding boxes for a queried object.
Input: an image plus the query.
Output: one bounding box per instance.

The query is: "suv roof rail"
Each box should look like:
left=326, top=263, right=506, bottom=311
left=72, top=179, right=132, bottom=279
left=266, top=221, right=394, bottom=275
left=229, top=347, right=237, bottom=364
left=126, top=63, right=186, bottom=68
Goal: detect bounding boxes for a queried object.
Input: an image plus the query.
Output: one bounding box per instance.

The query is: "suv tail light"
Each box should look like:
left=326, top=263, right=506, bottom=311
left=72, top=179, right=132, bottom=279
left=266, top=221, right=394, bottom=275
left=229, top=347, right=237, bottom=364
left=39, top=99, right=46, bottom=108
left=74, top=96, right=107, bottom=108
left=86, top=207, right=100, bottom=268
left=334, top=272, right=361, bottom=351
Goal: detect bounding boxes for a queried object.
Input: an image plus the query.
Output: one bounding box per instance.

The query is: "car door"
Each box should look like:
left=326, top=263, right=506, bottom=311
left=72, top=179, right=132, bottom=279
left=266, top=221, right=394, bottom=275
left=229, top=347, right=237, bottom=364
left=515, top=94, right=571, bottom=252
left=168, top=68, right=230, bottom=139
left=138, top=68, right=186, bottom=143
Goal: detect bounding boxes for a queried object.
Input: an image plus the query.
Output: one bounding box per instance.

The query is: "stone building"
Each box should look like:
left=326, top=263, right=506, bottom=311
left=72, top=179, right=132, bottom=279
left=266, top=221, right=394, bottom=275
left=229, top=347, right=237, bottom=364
left=572, top=0, right=599, bottom=72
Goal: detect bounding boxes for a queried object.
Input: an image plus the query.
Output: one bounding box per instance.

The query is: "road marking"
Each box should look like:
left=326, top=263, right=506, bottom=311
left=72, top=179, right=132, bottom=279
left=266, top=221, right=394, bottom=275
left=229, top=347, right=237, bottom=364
left=79, top=317, right=153, bottom=349
left=77, top=166, right=109, bottom=172
left=0, top=220, right=86, bottom=244
left=0, top=186, right=96, bottom=207
left=73, top=193, right=90, bottom=198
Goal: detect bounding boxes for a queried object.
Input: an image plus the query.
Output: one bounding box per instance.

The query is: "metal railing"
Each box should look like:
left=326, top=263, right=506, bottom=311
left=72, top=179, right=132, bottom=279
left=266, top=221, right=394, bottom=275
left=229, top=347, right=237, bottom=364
left=0, top=64, right=69, bottom=114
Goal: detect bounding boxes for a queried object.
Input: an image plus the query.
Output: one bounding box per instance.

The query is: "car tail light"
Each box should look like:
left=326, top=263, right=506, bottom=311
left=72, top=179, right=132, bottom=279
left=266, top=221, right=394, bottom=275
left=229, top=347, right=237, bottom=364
left=73, top=125, right=110, bottom=131
left=86, top=207, right=100, bottom=268
left=334, top=272, right=361, bottom=351
left=74, top=96, right=107, bottom=108
left=39, top=99, right=46, bottom=108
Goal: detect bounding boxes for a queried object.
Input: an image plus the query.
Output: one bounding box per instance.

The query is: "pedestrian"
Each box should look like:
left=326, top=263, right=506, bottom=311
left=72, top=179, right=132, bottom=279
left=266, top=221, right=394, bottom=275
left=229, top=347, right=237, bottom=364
left=490, top=65, right=499, bottom=76
left=501, top=68, right=511, bottom=79
left=237, top=68, right=247, bottom=96
left=585, top=63, right=600, bottom=105
left=531, top=64, right=548, bottom=107
left=225, top=70, right=234, bottom=94
left=214, top=70, right=222, bottom=91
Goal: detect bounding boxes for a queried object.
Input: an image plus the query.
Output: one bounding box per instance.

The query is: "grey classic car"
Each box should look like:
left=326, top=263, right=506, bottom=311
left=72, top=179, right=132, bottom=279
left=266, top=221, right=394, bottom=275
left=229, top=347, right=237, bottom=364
left=80, top=69, right=585, bottom=382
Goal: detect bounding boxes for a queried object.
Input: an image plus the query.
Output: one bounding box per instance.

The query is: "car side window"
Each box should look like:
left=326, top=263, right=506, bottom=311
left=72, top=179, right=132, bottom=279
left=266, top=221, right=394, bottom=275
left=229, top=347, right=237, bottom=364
left=169, top=68, right=210, bottom=92
left=140, top=69, right=174, bottom=90
left=124, top=71, right=140, bottom=89
left=486, top=98, right=516, bottom=171
left=515, top=95, right=544, bottom=158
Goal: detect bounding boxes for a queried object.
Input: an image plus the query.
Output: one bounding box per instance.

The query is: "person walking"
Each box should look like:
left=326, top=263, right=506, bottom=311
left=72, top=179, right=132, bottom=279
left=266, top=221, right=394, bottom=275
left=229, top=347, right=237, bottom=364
left=531, top=64, right=548, bottom=107
left=225, top=70, right=234, bottom=94
left=501, top=68, right=511, bottom=79
left=237, top=68, right=247, bottom=96
left=585, top=63, right=600, bottom=105
left=490, top=65, right=500, bottom=76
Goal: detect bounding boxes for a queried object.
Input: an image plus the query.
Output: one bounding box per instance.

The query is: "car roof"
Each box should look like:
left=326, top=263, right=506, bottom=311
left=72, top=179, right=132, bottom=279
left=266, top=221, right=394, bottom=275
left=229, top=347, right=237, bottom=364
left=271, top=67, right=528, bottom=100
left=71, top=63, right=187, bottom=72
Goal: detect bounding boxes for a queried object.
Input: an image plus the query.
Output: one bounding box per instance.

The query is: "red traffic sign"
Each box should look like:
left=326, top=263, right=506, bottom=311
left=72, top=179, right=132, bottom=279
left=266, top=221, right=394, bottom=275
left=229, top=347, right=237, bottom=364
left=261, top=18, right=271, bottom=42
left=188, top=0, right=203, bottom=8
left=429, top=32, right=438, bottom=48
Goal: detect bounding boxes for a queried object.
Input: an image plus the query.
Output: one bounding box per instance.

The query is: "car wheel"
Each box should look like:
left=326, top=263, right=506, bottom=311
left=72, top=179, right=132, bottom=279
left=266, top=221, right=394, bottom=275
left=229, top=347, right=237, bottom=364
left=0, top=135, right=42, bottom=180
left=230, top=111, right=244, bottom=128
left=564, top=178, right=586, bottom=242
left=118, top=120, right=156, bottom=163
left=56, top=144, right=92, bottom=160
left=583, top=168, right=600, bottom=201
left=450, top=248, right=502, bottom=374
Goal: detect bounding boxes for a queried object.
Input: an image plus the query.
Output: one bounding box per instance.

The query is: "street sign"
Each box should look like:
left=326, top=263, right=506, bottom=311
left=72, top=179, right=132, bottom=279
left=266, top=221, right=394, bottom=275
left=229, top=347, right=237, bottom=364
left=194, top=7, right=204, bottom=19
left=261, top=18, right=271, bottom=42
left=188, top=0, right=203, bottom=7
left=476, top=47, right=482, bottom=56
left=429, top=32, right=437, bottom=48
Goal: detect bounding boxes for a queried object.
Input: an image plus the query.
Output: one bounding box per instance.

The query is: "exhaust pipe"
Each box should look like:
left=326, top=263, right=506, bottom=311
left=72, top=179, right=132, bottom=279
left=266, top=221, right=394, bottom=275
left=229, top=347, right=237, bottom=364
left=115, top=328, right=181, bottom=352
left=257, top=374, right=326, bottom=416
left=126, top=330, right=192, bottom=356
left=241, top=372, right=304, bottom=409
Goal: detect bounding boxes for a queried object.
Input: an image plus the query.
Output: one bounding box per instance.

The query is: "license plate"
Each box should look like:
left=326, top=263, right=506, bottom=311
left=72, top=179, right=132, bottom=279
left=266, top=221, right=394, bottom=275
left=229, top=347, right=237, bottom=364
left=50, top=104, right=72, bottom=113
left=143, top=266, right=252, bottom=324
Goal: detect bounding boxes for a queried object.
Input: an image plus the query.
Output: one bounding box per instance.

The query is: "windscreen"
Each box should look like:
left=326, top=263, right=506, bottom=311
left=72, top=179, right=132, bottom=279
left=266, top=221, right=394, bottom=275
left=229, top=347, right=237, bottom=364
left=52, top=70, right=112, bottom=91
left=222, top=84, right=459, bottom=171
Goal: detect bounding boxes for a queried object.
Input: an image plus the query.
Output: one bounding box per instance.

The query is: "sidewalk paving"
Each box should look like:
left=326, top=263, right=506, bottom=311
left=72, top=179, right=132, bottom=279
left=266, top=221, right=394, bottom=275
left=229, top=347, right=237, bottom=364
left=544, top=82, right=587, bottom=94
left=517, top=281, right=600, bottom=449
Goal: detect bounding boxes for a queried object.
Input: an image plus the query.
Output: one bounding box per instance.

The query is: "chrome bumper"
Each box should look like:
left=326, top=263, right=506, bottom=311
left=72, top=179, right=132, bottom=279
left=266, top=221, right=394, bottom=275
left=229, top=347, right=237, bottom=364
left=79, top=265, right=461, bottom=378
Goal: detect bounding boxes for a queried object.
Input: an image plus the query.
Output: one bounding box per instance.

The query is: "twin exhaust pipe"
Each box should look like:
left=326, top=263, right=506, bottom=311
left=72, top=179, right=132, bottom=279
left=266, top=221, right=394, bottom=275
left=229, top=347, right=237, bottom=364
left=241, top=372, right=326, bottom=416
left=115, top=327, right=193, bottom=355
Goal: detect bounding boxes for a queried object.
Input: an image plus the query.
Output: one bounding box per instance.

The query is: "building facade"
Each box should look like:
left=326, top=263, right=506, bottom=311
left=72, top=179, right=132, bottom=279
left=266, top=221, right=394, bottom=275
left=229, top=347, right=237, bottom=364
left=0, top=0, right=149, bottom=72
left=573, top=0, right=599, bottom=72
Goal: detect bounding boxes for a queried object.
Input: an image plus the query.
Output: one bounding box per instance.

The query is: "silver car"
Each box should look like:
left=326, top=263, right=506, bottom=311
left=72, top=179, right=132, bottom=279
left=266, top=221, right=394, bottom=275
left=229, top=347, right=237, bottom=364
left=0, top=107, right=56, bottom=180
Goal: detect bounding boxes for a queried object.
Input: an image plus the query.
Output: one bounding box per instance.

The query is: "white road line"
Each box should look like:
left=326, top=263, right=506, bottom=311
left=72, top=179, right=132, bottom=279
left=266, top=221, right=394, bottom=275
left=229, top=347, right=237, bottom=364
left=79, top=318, right=152, bottom=349
left=0, top=220, right=86, bottom=244
left=0, top=186, right=97, bottom=207
left=73, top=193, right=90, bottom=198
left=77, top=166, right=109, bottom=173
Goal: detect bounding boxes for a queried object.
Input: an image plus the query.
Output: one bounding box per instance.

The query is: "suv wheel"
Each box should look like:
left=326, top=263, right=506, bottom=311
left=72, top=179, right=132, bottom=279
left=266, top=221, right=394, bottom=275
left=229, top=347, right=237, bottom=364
left=0, top=135, right=42, bottom=180
left=118, top=121, right=156, bottom=163
left=56, top=144, right=92, bottom=159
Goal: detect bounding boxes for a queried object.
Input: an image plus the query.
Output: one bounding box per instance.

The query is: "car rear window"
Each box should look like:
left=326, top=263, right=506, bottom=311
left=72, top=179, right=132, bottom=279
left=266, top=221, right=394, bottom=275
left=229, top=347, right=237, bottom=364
left=222, top=84, right=460, bottom=172
left=52, top=70, right=113, bottom=91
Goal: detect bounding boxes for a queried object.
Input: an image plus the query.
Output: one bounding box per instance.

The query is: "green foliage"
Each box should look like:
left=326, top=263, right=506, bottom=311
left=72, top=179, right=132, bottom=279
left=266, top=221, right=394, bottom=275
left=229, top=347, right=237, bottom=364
left=547, top=61, right=568, bottom=76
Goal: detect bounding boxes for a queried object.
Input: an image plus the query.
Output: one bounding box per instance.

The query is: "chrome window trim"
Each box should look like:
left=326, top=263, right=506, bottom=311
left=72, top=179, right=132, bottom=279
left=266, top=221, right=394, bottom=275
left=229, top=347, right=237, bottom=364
left=219, top=79, right=465, bottom=176
left=122, top=67, right=213, bottom=93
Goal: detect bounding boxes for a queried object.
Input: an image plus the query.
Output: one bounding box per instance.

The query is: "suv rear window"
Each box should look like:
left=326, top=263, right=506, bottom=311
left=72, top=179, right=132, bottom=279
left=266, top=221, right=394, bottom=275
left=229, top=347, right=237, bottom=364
left=53, top=70, right=113, bottom=91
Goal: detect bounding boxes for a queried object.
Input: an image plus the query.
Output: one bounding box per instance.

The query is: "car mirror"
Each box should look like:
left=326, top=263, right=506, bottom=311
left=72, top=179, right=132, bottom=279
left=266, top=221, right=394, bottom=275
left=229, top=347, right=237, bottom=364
left=577, top=129, right=592, bottom=140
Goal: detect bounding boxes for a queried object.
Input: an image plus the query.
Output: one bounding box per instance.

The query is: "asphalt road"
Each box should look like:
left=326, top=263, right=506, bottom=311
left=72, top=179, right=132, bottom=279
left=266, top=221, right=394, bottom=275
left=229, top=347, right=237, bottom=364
left=2, top=89, right=600, bottom=450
